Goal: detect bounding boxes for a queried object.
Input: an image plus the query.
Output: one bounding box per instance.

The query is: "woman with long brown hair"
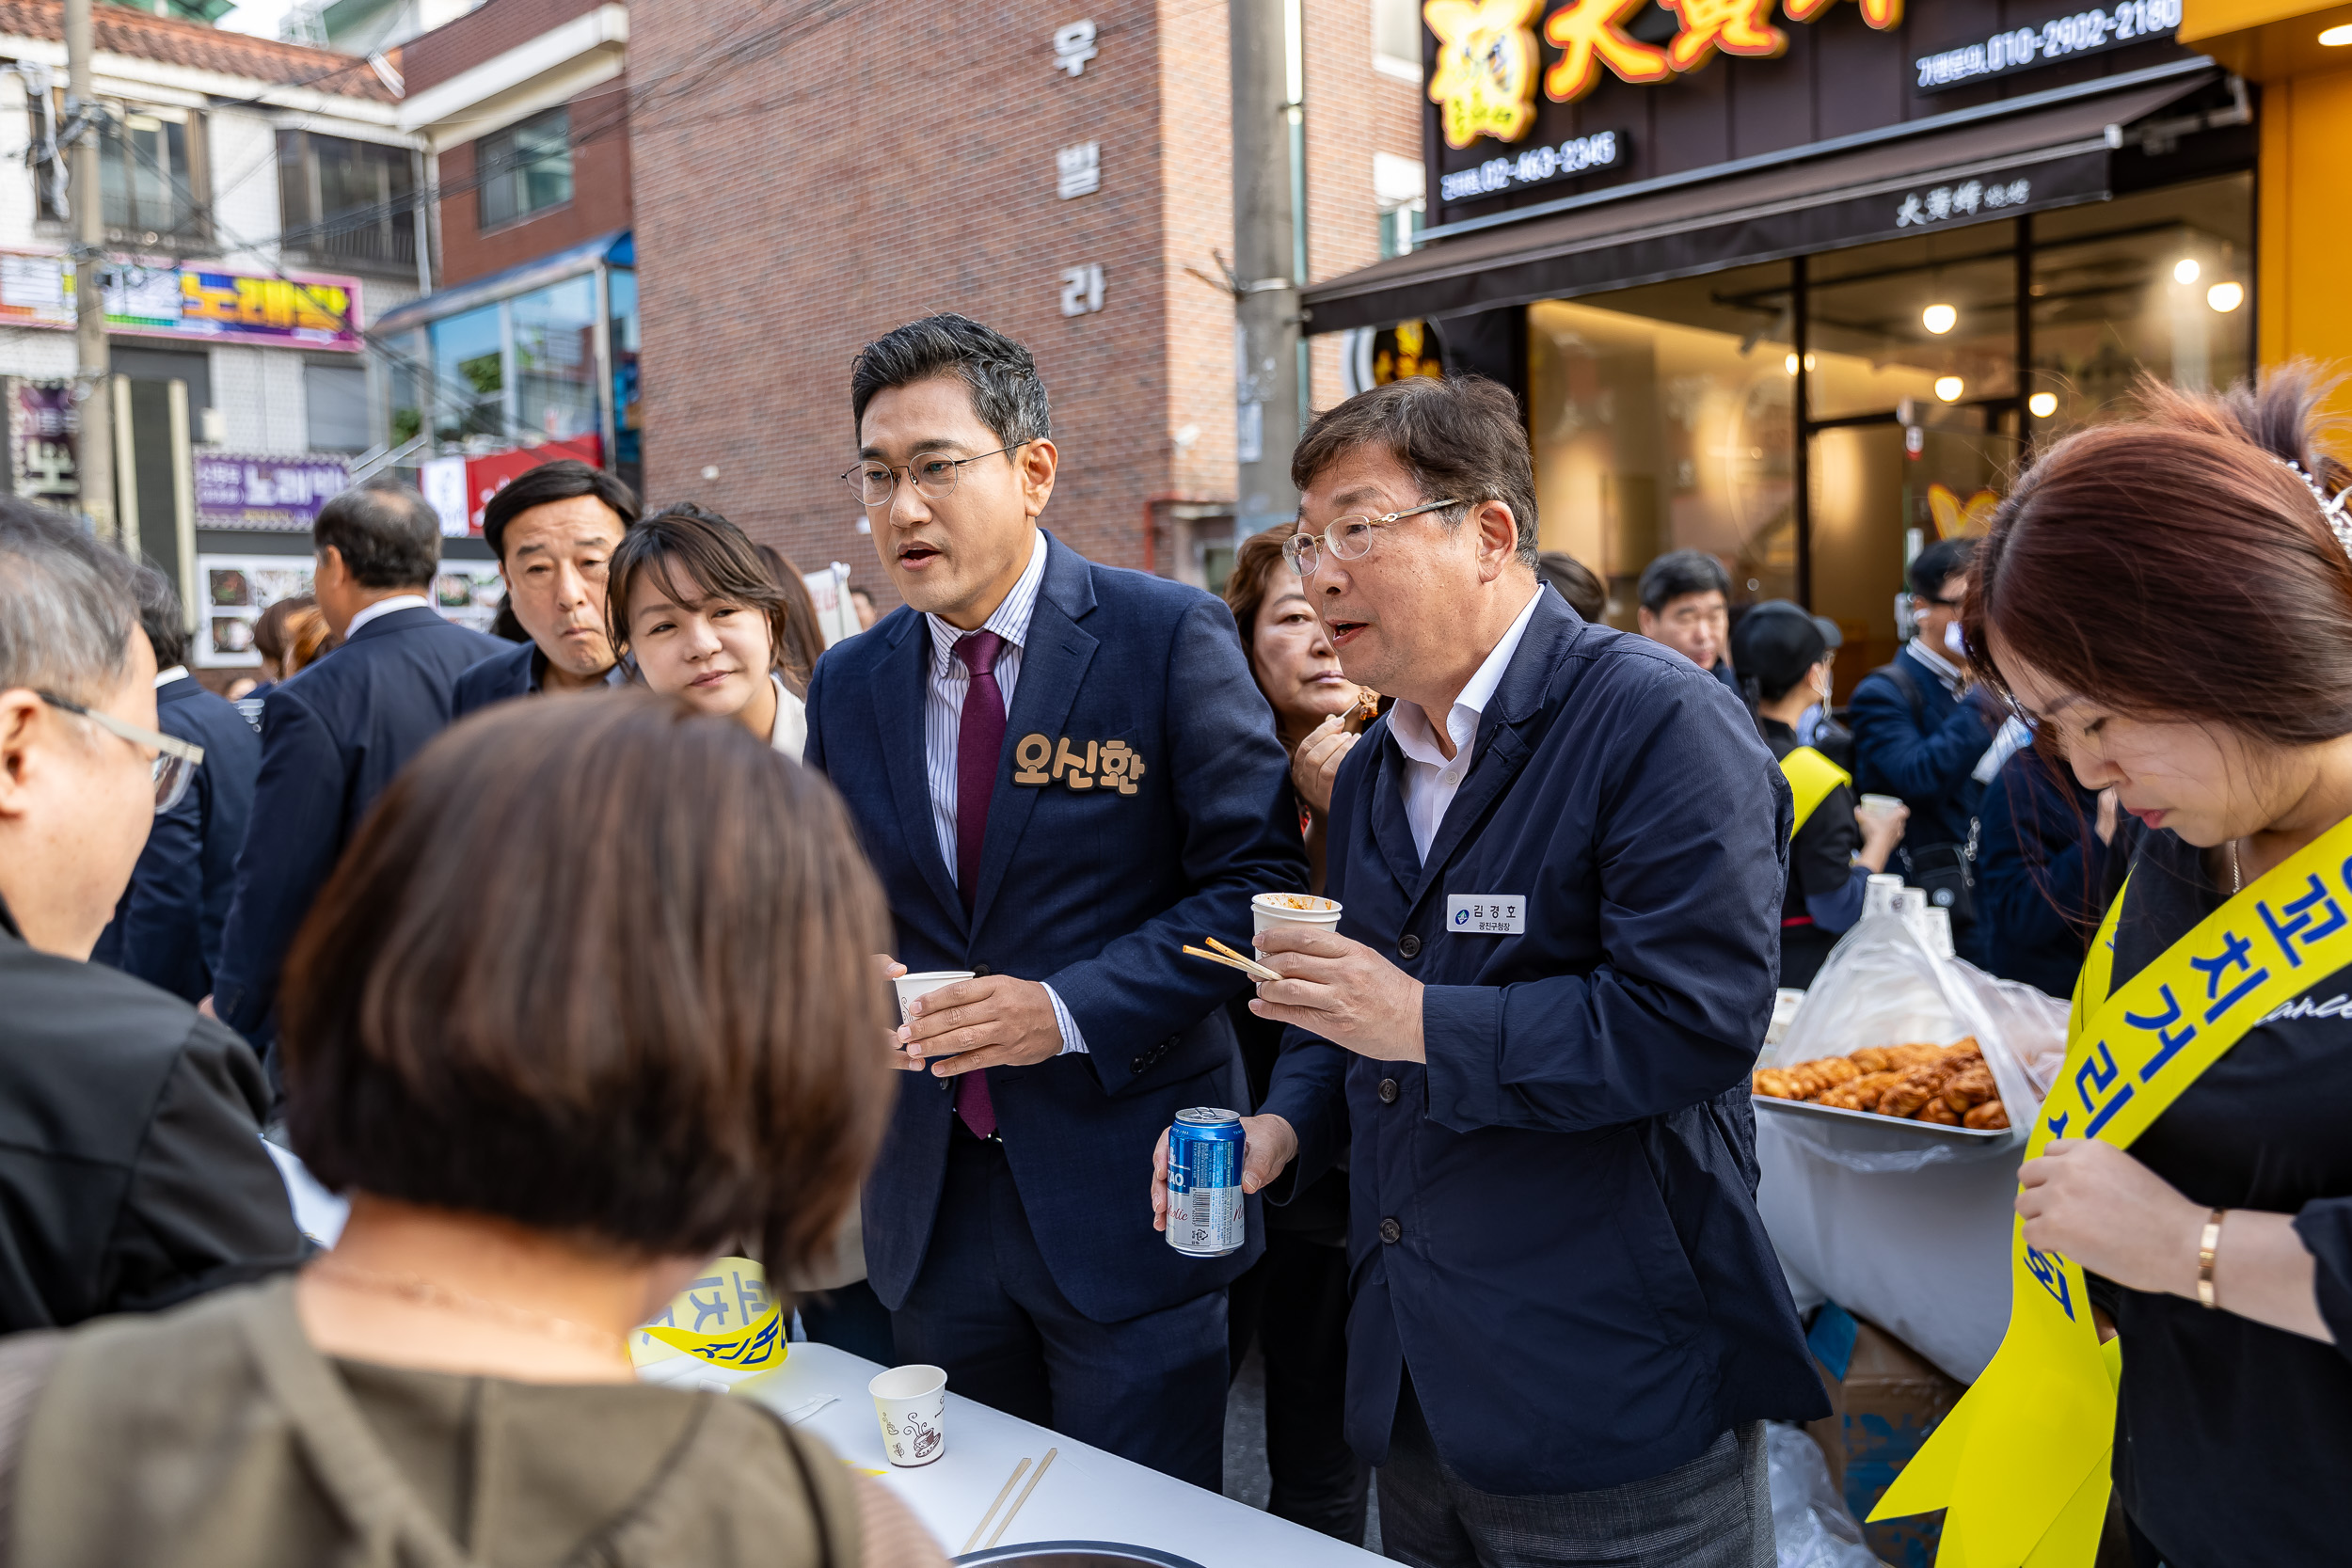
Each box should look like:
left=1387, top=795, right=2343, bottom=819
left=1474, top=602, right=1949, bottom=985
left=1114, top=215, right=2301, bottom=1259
left=0, top=694, right=939, bottom=1566
left=1908, top=368, right=2352, bottom=1567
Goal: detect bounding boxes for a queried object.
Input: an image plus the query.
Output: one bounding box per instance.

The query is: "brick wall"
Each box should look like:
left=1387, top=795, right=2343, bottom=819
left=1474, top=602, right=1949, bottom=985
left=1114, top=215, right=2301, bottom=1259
left=1302, top=0, right=1423, bottom=410
left=435, top=75, right=631, bottom=287
left=628, top=0, right=1409, bottom=592
left=401, top=0, right=611, bottom=93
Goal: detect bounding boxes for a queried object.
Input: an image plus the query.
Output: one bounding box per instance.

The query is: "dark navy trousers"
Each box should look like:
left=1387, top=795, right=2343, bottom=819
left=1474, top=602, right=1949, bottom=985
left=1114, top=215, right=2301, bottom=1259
left=889, top=1128, right=1229, bottom=1490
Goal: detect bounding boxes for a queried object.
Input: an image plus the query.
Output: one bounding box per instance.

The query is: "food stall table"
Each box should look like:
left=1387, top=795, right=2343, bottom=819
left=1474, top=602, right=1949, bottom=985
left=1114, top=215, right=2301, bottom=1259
left=644, top=1342, right=1384, bottom=1566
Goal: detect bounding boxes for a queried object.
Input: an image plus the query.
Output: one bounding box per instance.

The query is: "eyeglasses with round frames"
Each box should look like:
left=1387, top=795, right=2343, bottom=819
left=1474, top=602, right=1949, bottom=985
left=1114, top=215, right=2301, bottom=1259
left=37, top=690, right=205, bottom=813
left=1283, top=499, right=1463, bottom=577
left=842, top=442, right=1032, bottom=508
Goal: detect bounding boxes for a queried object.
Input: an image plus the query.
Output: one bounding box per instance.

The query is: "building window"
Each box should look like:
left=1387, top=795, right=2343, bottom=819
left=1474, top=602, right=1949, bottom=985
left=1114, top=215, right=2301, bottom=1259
left=1372, top=0, right=1422, bottom=78
left=476, top=107, right=573, bottom=230
left=511, top=276, right=599, bottom=442
left=430, top=304, right=507, bottom=446
left=278, top=131, right=417, bottom=271
left=305, top=362, right=370, bottom=452
left=33, top=100, right=204, bottom=242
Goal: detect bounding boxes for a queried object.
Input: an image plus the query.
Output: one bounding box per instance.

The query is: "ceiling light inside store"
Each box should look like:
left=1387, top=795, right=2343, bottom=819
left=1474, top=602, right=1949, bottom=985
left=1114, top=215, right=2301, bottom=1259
left=2321, top=22, right=2352, bottom=43
left=2208, top=281, right=2246, bottom=312
left=2173, top=258, right=2201, bottom=285
left=1934, top=375, right=1965, bottom=403
left=1783, top=353, right=1817, bottom=374
left=1922, top=303, right=1958, bottom=335
left=2029, top=392, right=2058, bottom=418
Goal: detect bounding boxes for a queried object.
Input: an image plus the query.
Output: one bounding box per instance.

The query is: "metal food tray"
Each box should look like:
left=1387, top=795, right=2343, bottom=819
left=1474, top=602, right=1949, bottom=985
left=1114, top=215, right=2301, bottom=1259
left=1752, top=1094, right=2011, bottom=1140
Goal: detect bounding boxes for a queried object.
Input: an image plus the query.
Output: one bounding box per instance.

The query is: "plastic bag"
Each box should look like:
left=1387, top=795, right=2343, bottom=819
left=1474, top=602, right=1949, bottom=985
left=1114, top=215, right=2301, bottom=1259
left=1765, top=1421, right=1880, bottom=1568
left=1765, top=907, right=2038, bottom=1173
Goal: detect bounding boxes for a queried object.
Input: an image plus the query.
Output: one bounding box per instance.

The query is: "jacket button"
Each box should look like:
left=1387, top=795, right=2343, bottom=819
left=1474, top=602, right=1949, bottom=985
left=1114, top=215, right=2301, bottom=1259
left=1398, top=934, right=1422, bottom=958
left=973, top=963, right=993, bottom=977
left=1379, top=1217, right=1403, bottom=1244
left=1130, top=1056, right=1147, bottom=1073
left=1377, top=1078, right=1399, bottom=1104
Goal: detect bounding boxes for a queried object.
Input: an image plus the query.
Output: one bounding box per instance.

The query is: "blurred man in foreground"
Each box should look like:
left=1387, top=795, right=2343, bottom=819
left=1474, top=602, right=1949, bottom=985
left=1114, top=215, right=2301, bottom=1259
left=0, top=499, right=304, bottom=1329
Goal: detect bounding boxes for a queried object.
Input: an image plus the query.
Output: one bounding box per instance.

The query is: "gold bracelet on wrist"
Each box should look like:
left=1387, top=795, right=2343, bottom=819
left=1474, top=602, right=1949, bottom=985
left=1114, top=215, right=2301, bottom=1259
left=2196, top=1207, right=2227, bottom=1309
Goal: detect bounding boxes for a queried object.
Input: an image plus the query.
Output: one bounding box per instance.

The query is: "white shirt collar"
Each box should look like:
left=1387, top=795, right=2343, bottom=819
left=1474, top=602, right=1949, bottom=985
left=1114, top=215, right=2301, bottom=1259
left=152, top=665, right=188, bottom=689
left=343, top=593, right=435, bottom=639
left=928, top=530, right=1049, bottom=673
left=1906, top=635, right=1964, bottom=695
left=1390, top=585, right=1543, bottom=770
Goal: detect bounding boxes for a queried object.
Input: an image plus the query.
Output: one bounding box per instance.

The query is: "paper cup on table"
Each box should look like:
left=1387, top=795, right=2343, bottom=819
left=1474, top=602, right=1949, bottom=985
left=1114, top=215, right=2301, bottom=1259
left=1250, top=893, right=1343, bottom=938
left=869, top=1363, right=947, bottom=1467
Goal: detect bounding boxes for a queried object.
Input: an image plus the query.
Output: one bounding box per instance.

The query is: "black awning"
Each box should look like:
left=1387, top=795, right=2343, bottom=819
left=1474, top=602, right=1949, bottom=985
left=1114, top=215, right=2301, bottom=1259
left=1303, top=70, right=2218, bottom=335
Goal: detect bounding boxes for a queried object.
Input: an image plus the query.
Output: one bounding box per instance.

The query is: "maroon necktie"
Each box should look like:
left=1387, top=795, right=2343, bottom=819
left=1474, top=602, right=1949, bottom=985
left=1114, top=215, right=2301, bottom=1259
left=952, top=629, right=1004, bottom=1139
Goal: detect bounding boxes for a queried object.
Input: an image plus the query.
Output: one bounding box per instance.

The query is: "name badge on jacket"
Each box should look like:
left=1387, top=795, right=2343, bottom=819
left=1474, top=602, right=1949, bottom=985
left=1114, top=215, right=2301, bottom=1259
left=1447, top=895, right=1526, bottom=935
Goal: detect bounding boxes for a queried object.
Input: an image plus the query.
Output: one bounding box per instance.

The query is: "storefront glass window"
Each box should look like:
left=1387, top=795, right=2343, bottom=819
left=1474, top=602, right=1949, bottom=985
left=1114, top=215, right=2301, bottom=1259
left=430, top=304, right=505, bottom=446
left=512, top=276, right=599, bottom=443
left=609, top=267, right=641, bottom=493
left=384, top=330, right=423, bottom=448
left=1527, top=261, right=1797, bottom=626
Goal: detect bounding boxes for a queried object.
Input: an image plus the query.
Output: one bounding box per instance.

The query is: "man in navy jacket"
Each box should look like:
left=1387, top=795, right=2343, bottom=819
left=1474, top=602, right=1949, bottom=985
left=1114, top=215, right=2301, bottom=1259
left=91, top=567, right=259, bottom=1004
left=1162, top=377, right=1824, bottom=1563
left=211, top=483, right=502, bottom=1057
left=806, top=315, right=1305, bottom=1488
left=452, top=460, right=637, bottom=716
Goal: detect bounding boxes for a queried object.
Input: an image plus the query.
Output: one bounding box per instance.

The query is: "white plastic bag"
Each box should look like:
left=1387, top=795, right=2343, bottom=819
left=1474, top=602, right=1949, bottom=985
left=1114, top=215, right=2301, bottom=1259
left=1767, top=907, right=2038, bottom=1173
left=1765, top=1421, right=1880, bottom=1568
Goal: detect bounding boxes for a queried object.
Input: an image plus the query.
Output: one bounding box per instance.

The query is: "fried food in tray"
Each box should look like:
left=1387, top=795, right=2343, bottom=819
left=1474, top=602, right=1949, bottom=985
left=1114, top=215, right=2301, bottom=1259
left=1752, top=1037, right=2006, bottom=1131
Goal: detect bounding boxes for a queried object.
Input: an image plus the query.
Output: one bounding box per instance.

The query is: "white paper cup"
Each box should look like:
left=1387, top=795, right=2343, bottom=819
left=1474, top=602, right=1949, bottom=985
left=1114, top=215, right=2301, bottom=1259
left=1250, top=893, right=1343, bottom=938
left=1857, top=793, right=1904, bottom=818
left=869, top=1363, right=947, bottom=1467
left=893, top=970, right=975, bottom=1025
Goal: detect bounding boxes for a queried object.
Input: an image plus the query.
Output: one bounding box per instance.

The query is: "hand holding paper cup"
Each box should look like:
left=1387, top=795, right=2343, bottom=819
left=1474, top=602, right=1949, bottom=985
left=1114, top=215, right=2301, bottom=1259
left=893, top=970, right=976, bottom=1025
left=1251, top=892, right=1343, bottom=938
left=870, top=1363, right=948, bottom=1467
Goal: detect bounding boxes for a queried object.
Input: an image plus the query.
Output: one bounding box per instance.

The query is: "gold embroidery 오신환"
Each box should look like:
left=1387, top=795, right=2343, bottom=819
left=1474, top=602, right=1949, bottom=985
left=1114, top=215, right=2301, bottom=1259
left=1010, top=734, right=1148, bottom=795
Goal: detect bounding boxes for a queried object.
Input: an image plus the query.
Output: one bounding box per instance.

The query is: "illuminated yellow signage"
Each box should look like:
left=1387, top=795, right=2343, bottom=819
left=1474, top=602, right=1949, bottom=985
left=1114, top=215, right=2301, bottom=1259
left=1425, top=0, right=1549, bottom=149
left=1436, top=0, right=1904, bottom=134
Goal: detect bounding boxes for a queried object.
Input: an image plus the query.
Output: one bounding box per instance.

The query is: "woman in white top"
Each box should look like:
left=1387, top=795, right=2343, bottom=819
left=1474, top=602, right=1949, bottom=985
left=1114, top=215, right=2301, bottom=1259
left=609, top=503, right=814, bottom=758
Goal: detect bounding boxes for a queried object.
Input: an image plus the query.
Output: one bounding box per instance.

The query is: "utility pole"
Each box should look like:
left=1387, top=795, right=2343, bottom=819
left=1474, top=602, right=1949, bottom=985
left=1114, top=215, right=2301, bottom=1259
left=65, top=0, right=116, bottom=546
left=1231, top=0, right=1311, bottom=535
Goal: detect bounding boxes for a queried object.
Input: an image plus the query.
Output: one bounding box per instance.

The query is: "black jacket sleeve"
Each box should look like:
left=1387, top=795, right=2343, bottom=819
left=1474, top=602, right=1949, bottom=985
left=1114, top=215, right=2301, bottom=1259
left=99, top=1016, right=309, bottom=1316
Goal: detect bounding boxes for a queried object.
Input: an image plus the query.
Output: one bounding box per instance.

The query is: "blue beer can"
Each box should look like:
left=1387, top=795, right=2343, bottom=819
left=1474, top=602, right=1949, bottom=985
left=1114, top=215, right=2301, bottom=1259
left=1167, top=1107, right=1247, bottom=1258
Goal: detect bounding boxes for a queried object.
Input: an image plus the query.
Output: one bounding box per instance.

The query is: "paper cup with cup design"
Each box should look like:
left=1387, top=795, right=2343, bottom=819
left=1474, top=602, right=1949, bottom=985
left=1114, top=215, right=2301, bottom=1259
left=869, top=1363, right=948, bottom=1467
left=1251, top=892, right=1343, bottom=939
left=893, top=970, right=976, bottom=1057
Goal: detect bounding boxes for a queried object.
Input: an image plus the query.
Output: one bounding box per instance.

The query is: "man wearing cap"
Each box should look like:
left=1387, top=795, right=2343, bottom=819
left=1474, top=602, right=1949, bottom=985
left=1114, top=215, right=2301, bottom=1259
left=1733, top=601, right=1907, bottom=988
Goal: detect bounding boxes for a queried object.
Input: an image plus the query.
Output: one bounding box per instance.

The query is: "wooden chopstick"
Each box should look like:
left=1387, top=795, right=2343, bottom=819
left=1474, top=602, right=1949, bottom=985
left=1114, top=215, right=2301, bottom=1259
left=1203, top=935, right=1282, bottom=981
left=1183, top=943, right=1275, bottom=981
left=961, top=1455, right=1031, bottom=1553
left=985, top=1446, right=1058, bottom=1548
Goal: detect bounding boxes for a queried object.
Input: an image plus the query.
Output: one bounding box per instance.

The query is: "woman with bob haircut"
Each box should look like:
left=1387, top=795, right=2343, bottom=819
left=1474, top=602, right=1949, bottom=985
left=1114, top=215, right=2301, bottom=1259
left=1915, top=367, right=2352, bottom=1567
left=610, top=501, right=811, bottom=758
left=0, top=693, right=943, bottom=1567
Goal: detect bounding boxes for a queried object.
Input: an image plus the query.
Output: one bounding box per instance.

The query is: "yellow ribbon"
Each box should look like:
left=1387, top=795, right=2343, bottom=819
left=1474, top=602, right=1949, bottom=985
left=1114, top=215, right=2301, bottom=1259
left=1778, top=745, right=1851, bottom=837
left=630, top=1256, right=788, bottom=1370
left=1873, top=811, right=2352, bottom=1564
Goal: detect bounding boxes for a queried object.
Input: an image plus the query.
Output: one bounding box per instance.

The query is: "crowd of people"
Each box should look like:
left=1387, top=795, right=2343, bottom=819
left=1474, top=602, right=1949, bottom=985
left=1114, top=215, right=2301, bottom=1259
left=0, top=309, right=2345, bottom=1568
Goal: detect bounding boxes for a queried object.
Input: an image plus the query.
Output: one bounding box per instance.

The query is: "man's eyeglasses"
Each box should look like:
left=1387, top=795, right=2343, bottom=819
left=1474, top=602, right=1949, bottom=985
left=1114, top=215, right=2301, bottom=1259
left=1283, top=499, right=1463, bottom=577
left=842, top=442, right=1031, bottom=508
left=38, top=691, right=204, bottom=813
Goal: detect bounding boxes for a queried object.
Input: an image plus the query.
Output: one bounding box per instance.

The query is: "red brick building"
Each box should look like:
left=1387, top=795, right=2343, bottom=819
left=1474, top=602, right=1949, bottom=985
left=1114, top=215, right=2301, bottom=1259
left=626, top=0, right=1423, bottom=590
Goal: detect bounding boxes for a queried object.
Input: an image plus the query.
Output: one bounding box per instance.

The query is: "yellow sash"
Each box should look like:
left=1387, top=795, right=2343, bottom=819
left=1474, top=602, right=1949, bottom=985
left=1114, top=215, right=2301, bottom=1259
left=1780, top=745, right=1851, bottom=836
left=1873, top=810, right=2352, bottom=1564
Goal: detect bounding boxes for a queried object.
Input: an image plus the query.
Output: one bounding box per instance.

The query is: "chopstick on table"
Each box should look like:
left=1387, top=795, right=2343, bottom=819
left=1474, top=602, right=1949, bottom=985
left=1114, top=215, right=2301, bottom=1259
left=985, top=1447, right=1058, bottom=1549
left=961, top=1456, right=1031, bottom=1554
left=1183, top=939, right=1280, bottom=984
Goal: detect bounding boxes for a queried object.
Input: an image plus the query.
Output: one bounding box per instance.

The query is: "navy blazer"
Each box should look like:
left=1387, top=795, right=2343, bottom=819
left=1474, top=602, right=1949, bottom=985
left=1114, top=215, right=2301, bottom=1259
left=214, top=606, right=504, bottom=1044
left=91, top=676, right=261, bottom=1004
left=804, top=532, right=1308, bottom=1324
left=1978, top=744, right=2110, bottom=999
left=1849, top=642, right=1998, bottom=851
left=1262, top=590, right=1827, bottom=1497
left=451, top=640, right=535, bottom=717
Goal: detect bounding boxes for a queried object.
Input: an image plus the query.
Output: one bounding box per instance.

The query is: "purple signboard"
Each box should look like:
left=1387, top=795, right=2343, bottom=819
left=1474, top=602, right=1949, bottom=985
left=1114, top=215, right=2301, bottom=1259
left=195, top=452, right=351, bottom=531
left=7, top=378, right=78, bottom=511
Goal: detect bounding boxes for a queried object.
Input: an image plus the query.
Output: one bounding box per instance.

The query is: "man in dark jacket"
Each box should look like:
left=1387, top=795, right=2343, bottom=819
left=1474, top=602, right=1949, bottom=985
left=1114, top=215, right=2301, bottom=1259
left=1850, top=537, right=2004, bottom=958
left=1977, top=743, right=2120, bottom=999
left=212, top=483, right=503, bottom=1056
left=0, top=499, right=306, bottom=1330
left=91, top=567, right=260, bottom=1003
left=1162, top=377, right=1824, bottom=1564
left=452, top=460, right=638, bottom=715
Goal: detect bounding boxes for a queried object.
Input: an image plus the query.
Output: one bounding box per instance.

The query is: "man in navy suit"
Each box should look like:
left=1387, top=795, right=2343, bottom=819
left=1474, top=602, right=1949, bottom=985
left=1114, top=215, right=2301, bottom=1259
left=804, top=314, right=1305, bottom=1488
left=91, top=567, right=259, bottom=1004
left=1157, top=376, right=1825, bottom=1563
left=453, top=460, right=638, bottom=715
left=211, top=483, right=503, bottom=1057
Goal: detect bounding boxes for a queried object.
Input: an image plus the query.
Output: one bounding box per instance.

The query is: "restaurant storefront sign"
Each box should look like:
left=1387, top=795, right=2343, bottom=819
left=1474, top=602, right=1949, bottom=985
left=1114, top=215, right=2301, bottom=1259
left=194, top=453, right=353, bottom=531
left=0, top=253, right=364, bottom=353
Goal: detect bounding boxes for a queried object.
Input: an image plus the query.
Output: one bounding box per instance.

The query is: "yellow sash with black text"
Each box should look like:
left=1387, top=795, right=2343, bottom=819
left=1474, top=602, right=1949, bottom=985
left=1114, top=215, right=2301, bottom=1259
left=1873, top=810, right=2352, bottom=1564
left=1779, top=745, right=1849, bottom=836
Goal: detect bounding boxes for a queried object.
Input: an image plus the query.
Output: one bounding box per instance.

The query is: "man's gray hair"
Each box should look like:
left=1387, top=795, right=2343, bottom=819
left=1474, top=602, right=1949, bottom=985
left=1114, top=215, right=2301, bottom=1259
left=0, top=498, right=137, bottom=705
